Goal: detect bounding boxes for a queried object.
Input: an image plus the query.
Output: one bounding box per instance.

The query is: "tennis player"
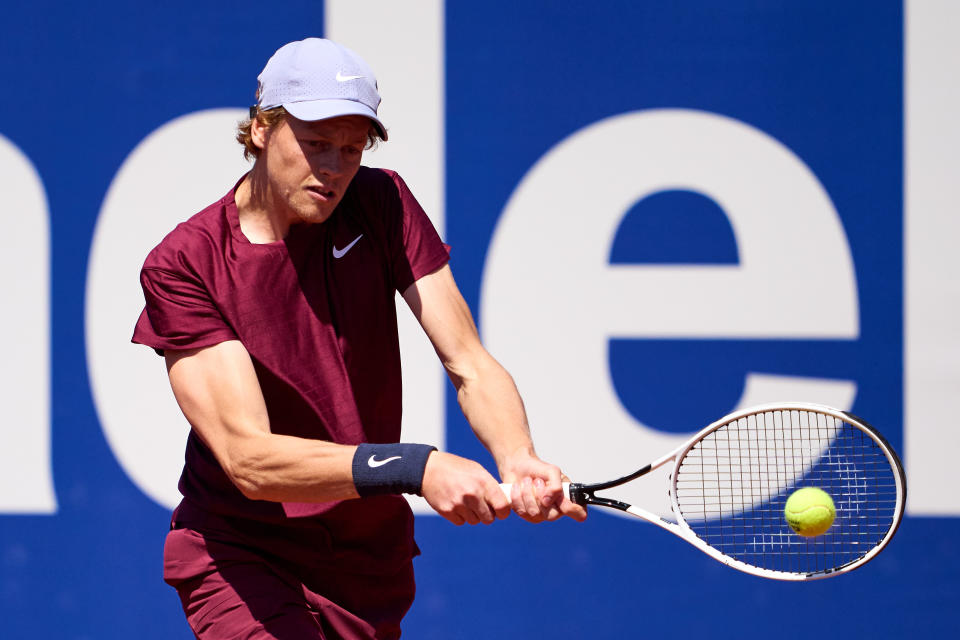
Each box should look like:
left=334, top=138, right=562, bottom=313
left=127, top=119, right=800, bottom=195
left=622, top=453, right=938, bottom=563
left=132, top=38, right=585, bottom=639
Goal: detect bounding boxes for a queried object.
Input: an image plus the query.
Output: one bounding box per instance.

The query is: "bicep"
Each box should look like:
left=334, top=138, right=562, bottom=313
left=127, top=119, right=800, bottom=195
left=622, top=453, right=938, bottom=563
left=165, top=340, right=270, bottom=471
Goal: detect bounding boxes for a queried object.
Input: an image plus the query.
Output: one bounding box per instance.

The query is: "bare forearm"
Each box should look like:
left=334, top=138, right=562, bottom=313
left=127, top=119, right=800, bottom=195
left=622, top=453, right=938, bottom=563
left=453, top=353, right=588, bottom=522
left=454, top=352, right=535, bottom=470
left=223, top=432, right=359, bottom=502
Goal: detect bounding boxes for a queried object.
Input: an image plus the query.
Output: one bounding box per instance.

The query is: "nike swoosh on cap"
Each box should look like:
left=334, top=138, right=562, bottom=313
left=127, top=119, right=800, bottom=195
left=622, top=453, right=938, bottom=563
left=368, top=455, right=402, bottom=468
left=336, top=71, right=365, bottom=82
left=332, top=234, right=363, bottom=259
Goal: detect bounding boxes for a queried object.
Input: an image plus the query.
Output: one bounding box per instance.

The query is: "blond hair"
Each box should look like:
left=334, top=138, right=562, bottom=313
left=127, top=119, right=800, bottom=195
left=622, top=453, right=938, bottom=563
left=236, top=106, right=384, bottom=161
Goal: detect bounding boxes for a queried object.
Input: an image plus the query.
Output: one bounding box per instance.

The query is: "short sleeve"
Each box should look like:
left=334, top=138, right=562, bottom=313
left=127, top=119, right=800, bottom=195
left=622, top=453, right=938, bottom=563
left=388, top=173, right=450, bottom=293
left=132, top=266, right=238, bottom=355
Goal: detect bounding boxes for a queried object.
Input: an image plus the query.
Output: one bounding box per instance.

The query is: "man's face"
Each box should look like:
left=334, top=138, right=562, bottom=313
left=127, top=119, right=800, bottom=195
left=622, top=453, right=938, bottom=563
left=254, top=114, right=369, bottom=225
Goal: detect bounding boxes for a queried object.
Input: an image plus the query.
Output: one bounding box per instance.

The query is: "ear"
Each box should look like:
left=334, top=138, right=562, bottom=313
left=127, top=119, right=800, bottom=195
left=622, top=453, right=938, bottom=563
left=250, top=115, right=269, bottom=151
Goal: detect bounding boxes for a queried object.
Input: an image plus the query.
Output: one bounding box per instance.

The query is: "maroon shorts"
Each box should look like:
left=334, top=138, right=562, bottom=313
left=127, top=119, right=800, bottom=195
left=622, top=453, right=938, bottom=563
left=164, top=526, right=416, bottom=639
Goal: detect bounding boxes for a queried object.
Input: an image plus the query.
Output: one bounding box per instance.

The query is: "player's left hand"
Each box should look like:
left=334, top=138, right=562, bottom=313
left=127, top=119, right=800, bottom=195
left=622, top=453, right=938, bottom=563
left=499, top=448, right=587, bottom=523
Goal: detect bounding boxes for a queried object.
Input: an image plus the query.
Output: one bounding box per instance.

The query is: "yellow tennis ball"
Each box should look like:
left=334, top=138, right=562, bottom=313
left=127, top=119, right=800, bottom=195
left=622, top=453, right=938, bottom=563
left=784, top=487, right=836, bottom=537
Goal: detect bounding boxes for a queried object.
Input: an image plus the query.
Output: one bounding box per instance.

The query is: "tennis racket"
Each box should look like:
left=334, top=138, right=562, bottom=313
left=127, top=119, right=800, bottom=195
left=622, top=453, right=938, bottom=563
left=502, top=402, right=905, bottom=580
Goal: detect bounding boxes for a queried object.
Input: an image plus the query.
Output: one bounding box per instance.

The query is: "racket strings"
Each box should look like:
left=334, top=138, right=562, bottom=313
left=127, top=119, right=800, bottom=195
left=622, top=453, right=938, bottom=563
left=673, top=409, right=900, bottom=576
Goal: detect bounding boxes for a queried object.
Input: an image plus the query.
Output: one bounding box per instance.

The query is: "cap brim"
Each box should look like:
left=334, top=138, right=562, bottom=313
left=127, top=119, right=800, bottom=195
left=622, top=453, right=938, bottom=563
left=283, top=99, right=388, bottom=141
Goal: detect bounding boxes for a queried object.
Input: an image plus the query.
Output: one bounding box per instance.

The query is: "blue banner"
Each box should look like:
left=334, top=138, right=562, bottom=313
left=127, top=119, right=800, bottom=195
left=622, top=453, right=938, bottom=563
left=0, top=2, right=956, bottom=638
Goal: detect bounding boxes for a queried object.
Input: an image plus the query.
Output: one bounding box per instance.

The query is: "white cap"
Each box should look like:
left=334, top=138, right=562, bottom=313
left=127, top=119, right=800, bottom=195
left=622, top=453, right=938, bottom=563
left=256, top=38, right=387, bottom=140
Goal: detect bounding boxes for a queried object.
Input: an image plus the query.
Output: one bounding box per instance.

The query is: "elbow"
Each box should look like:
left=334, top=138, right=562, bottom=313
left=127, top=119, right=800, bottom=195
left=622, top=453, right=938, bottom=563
left=445, top=349, right=504, bottom=391
left=443, top=346, right=492, bottom=389
left=233, top=475, right=268, bottom=501
left=223, top=446, right=272, bottom=501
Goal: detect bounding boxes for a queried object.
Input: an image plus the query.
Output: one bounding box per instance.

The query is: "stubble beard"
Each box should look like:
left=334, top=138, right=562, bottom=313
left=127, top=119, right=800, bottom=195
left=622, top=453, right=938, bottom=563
left=279, top=186, right=338, bottom=227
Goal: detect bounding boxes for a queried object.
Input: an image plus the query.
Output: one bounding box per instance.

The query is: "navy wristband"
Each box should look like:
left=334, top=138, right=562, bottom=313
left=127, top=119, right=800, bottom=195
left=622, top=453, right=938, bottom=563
left=352, top=443, right=437, bottom=497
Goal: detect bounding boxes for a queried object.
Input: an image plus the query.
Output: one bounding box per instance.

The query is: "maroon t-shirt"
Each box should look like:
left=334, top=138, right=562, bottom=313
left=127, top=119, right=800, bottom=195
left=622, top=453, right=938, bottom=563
left=132, top=167, right=449, bottom=575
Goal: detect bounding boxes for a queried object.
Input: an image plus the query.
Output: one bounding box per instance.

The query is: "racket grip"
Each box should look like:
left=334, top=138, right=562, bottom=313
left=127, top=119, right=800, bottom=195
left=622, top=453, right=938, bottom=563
left=499, top=481, right=572, bottom=500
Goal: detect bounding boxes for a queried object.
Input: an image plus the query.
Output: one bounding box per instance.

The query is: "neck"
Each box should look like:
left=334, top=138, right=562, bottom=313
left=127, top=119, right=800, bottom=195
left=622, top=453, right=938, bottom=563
left=235, top=166, right=290, bottom=243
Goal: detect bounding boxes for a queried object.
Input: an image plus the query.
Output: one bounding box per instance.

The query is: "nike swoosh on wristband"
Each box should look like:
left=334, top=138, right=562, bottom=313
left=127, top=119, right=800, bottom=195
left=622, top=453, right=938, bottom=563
left=332, top=234, right=363, bottom=259
left=336, top=71, right=364, bottom=82
left=367, top=455, right=402, bottom=468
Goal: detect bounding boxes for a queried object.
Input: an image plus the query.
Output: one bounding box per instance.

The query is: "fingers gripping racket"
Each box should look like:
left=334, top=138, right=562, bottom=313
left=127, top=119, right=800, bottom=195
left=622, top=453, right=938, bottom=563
left=504, top=403, right=906, bottom=580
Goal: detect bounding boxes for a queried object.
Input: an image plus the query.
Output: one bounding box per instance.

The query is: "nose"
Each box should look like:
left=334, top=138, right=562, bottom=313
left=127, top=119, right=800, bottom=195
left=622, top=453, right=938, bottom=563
left=312, top=149, right=343, bottom=177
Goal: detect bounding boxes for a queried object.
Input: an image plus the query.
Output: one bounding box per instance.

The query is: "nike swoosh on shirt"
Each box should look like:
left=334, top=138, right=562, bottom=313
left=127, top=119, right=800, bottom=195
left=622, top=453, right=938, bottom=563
left=336, top=71, right=365, bottom=82
left=332, top=234, right=363, bottom=259
left=367, top=455, right=402, bottom=468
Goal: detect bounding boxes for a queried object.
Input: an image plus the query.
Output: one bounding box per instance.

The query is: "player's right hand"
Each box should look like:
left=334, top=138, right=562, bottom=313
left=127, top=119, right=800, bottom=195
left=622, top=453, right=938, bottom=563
left=420, top=451, right=511, bottom=525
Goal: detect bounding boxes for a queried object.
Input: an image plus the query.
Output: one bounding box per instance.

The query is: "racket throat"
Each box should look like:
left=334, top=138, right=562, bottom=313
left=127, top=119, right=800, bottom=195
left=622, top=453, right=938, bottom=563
left=569, top=482, right=636, bottom=513
left=569, top=463, right=654, bottom=510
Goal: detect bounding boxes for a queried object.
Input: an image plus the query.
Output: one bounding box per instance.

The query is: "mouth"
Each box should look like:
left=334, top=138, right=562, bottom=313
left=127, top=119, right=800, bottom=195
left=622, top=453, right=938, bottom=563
left=306, top=185, right=336, bottom=202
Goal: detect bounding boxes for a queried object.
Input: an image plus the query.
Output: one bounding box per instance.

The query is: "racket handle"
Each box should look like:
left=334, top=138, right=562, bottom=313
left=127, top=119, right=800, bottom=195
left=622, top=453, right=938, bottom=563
left=499, top=481, right=572, bottom=500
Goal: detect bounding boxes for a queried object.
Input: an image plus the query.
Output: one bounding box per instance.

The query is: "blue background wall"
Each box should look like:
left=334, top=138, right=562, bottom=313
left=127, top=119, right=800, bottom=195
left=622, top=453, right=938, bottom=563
left=1, top=2, right=956, bottom=638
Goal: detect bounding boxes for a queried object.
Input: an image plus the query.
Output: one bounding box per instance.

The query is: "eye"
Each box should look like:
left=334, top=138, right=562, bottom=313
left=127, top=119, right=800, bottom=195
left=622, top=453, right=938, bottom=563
left=300, top=138, right=329, bottom=151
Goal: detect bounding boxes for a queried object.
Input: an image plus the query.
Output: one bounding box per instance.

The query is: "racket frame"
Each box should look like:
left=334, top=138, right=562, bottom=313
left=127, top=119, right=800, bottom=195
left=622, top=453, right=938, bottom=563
left=566, top=402, right=906, bottom=580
